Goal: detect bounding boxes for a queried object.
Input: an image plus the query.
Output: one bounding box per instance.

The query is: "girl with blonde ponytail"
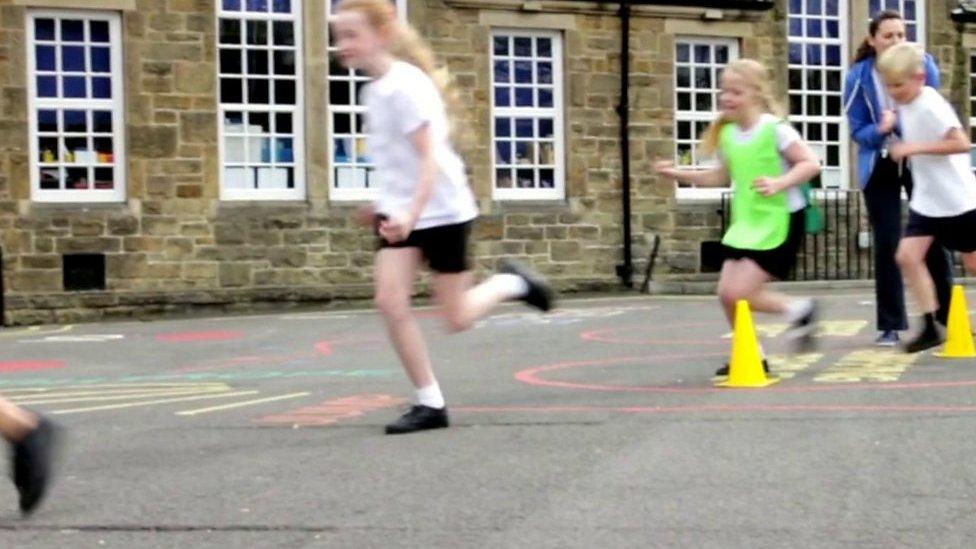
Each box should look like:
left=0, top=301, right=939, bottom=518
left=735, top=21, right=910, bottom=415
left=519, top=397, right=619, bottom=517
left=331, top=0, right=554, bottom=435
left=655, top=58, right=822, bottom=377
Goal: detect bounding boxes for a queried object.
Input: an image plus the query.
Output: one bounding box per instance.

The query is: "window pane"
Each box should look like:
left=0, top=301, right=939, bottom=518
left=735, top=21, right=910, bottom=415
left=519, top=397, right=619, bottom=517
left=496, top=168, right=513, bottom=188
left=62, top=20, right=85, bottom=42
left=225, top=137, right=246, bottom=162
left=272, top=0, right=291, bottom=13
left=332, top=112, right=351, bottom=133
left=329, top=80, right=350, bottom=105
left=536, top=38, right=551, bottom=57
left=676, top=43, right=690, bottom=63
left=38, top=110, right=58, bottom=132
left=276, top=112, right=293, bottom=134
left=539, top=169, right=554, bottom=188
left=62, top=46, right=86, bottom=72
left=221, top=78, right=243, bottom=103
left=537, top=62, right=552, bottom=84
left=65, top=137, right=89, bottom=163
left=275, top=138, right=294, bottom=162
left=274, top=80, right=296, bottom=104
left=494, top=86, right=510, bottom=107
left=93, top=167, right=114, bottom=189
left=495, top=117, right=511, bottom=138
left=66, top=167, right=90, bottom=189
left=273, top=50, right=295, bottom=75
left=677, top=67, right=690, bottom=88
left=514, top=61, right=532, bottom=84
left=516, top=169, right=534, bottom=188
left=39, top=137, right=58, bottom=163
left=514, top=37, right=531, bottom=56
left=493, top=36, right=508, bottom=56
left=539, top=88, right=553, bottom=108
left=246, top=20, right=268, bottom=45
left=247, top=49, right=269, bottom=74
left=496, top=141, right=512, bottom=164
left=515, top=118, right=533, bottom=138
left=272, top=21, right=294, bottom=45
left=91, top=47, right=111, bottom=72
left=92, top=77, right=112, bottom=99
left=223, top=0, right=242, bottom=10
left=40, top=167, right=61, bottom=190
left=539, top=118, right=553, bottom=139
left=64, top=110, right=87, bottom=133
left=90, top=20, right=110, bottom=42
left=94, top=137, right=113, bottom=161
left=249, top=136, right=271, bottom=163
left=247, top=0, right=269, bottom=11
left=694, top=45, right=709, bottom=63
left=35, top=18, right=55, bottom=41
left=219, top=19, right=241, bottom=44
left=494, top=61, right=510, bottom=83
left=220, top=49, right=242, bottom=74
left=35, top=45, right=56, bottom=71
left=514, top=87, right=532, bottom=107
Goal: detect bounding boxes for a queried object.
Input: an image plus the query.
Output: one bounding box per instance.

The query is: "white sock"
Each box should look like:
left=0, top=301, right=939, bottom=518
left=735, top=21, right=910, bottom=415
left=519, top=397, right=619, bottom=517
left=785, top=298, right=814, bottom=323
left=416, top=382, right=445, bottom=409
left=482, top=273, right=530, bottom=301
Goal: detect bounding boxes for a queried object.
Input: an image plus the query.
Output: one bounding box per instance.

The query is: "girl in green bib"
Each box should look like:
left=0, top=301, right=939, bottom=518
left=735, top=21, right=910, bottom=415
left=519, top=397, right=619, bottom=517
left=656, top=59, right=823, bottom=376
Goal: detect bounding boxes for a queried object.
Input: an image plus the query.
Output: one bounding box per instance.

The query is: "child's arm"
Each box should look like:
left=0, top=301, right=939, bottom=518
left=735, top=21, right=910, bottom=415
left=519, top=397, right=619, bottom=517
left=377, top=123, right=437, bottom=243
left=654, top=160, right=729, bottom=187
left=752, top=140, right=822, bottom=196
left=889, top=128, right=971, bottom=161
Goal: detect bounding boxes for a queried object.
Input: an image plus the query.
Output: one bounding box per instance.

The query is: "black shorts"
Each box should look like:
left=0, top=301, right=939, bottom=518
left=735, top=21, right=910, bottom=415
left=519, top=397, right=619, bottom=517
left=376, top=218, right=472, bottom=273
left=721, top=209, right=806, bottom=281
left=905, top=209, right=976, bottom=253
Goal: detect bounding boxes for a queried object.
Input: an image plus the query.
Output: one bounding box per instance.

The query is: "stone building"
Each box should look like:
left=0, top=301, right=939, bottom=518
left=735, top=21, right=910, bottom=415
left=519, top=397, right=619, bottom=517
left=0, top=0, right=973, bottom=324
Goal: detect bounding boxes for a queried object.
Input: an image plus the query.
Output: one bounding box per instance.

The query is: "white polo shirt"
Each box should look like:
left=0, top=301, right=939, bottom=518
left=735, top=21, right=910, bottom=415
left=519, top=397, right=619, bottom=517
left=898, top=86, right=976, bottom=217
left=364, top=61, right=478, bottom=230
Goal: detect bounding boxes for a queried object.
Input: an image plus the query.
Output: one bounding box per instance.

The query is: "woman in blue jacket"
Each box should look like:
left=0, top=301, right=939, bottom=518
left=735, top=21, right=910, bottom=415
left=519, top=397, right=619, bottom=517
left=843, top=9, right=952, bottom=346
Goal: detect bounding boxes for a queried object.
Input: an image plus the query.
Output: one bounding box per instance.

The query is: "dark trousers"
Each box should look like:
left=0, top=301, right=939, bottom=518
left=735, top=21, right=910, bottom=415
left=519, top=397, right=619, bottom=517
left=863, top=156, right=952, bottom=331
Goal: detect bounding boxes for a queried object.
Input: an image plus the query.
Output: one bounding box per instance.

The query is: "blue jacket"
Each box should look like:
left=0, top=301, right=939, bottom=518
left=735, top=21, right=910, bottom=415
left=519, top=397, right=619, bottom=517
left=843, top=53, right=941, bottom=189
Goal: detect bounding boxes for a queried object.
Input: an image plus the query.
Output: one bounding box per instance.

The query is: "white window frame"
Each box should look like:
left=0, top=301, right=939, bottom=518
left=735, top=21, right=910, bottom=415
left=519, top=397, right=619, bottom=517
left=489, top=28, right=565, bottom=201
left=26, top=9, right=126, bottom=203
left=216, top=0, right=306, bottom=201
left=673, top=36, right=739, bottom=201
left=788, top=0, right=849, bottom=190
left=869, top=0, right=926, bottom=45
left=325, top=0, right=406, bottom=202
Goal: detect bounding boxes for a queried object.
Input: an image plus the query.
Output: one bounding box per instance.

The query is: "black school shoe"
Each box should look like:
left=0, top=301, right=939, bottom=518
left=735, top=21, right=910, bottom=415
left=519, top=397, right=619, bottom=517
left=385, top=405, right=450, bottom=435
left=11, top=417, right=60, bottom=516
left=500, top=258, right=555, bottom=312
left=714, top=360, right=770, bottom=377
left=903, top=323, right=944, bottom=354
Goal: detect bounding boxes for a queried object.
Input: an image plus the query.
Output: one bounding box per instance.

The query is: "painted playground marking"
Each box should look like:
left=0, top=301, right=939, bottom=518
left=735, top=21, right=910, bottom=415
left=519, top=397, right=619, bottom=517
left=257, top=394, right=406, bottom=427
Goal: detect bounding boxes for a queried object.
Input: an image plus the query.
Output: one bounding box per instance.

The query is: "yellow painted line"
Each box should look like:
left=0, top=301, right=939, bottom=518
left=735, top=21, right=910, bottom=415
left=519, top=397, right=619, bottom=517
left=13, top=387, right=232, bottom=406
left=6, top=385, right=232, bottom=399
left=815, top=349, right=920, bottom=383
left=0, top=383, right=230, bottom=396
left=49, top=390, right=260, bottom=415
left=176, top=392, right=311, bottom=417
left=768, top=353, right=824, bottom=380
left=0, top=325, right=73, bottom=338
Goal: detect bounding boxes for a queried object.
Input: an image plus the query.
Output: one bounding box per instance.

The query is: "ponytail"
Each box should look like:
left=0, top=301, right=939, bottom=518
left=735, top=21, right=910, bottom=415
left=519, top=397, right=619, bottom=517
left=852, top=9, right=905, bottom=63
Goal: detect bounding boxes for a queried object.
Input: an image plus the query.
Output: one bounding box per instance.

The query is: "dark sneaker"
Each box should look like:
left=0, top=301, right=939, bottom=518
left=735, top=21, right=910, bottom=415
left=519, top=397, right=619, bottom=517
left=714, top=359, right=769, bottom=377
left=11, top=417, right=60, bottom=516
left=385, top=405, right=449, bottom=435
left=904, top=325, right=944, bottom=354
left=500, top=258, right=555, bottom=312
left=787, top=298, right=818, bottom=352
left=875, top=330, right=900, bottom=347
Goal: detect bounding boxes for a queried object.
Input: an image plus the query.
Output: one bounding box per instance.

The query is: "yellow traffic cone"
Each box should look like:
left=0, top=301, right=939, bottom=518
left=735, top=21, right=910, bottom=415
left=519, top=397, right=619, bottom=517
left=935, top=285, right=976, bottom=358
left=717, top=300, right=780, bottom=388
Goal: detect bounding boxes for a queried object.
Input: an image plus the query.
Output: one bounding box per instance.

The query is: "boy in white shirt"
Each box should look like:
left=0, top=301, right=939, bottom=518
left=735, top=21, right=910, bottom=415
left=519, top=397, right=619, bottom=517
left=878, top=42, right=976, bottom=352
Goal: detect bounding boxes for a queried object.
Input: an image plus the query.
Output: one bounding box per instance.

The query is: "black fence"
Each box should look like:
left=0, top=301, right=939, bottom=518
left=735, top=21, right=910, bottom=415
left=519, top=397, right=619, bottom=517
left=720, top=189, right=875, bottom=281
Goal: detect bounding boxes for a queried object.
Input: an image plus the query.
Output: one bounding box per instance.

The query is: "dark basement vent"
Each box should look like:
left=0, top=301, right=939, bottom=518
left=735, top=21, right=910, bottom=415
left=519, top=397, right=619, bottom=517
left=63, top=253, right=106, bottom=291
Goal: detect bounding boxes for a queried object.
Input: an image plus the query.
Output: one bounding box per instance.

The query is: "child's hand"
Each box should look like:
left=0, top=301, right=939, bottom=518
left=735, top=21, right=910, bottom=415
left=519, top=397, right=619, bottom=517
left=355, top=204, right=376, bottom=227
left=889, top=141, right=914, bottom=162
left=654, top=160, right=680, bottom=181
left=378, top=211, right=415, bottom=243
left=752, top=176, right=783, bottom=197
left=878, top=109, right=898, bottom=135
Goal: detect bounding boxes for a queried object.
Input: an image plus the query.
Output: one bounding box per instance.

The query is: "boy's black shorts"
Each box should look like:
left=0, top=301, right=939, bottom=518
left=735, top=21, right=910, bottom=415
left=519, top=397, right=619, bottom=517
left=905, top=209, right=976, bottom=253
left=376, top=217, right=472, bottom=274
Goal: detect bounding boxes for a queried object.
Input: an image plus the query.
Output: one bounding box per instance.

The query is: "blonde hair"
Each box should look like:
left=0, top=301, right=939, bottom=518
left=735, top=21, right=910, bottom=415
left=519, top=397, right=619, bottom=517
left=700, top=59, right=785, bottom=155
left=334, top=0, right=465, bottom=145
left=876, top=42, right=925, bottom=81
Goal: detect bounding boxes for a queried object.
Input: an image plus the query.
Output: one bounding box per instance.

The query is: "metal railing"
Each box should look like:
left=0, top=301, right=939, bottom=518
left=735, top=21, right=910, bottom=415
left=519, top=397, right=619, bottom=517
left=720, top=189, right=874, bottom=281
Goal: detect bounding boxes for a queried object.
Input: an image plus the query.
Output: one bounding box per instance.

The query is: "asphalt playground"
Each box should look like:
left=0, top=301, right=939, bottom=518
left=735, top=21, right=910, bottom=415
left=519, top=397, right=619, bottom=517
left=0, top=289, right=975, bottom=548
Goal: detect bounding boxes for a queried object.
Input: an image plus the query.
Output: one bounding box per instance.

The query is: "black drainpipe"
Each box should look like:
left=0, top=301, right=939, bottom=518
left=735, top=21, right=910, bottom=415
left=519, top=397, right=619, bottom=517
left=614, top=0, right=633, bottom=288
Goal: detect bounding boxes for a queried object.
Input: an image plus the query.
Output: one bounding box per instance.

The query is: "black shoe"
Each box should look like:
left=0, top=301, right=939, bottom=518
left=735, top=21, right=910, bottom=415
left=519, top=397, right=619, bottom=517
left=11, top=417, right=60, bottom=516
left=903, top=325, right=944, bottom=354
left=787, top=299, right=818, bottom=352
left=385, top=405, right=449, bottom=435
left=714, top=360, right=769, bottom=377
left=500, top=258, right=555, bottom=312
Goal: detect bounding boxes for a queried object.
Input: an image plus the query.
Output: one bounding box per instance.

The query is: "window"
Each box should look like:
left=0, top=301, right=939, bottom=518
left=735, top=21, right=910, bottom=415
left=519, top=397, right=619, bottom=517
left=326, top=0, right=405, bottom=201
left=788, top=0, right=847, bottom=189
left=218, top=0, right=304, bottom=200
left=27, top=11, right=125, bottom=203
left=970, top=50, right=976, bottom=174
left=674, top=37, right=739, bottom=199
left=869, top=0, right=924, bottom=44
left=490, top=30, right=564, bottom=200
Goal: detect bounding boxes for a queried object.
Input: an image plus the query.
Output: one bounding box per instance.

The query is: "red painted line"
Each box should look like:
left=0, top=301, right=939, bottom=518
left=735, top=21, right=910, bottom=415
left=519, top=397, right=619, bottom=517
left=453, top=403, right=976, bottom=415
left=156, top=330, right=245, bottom=343
left=515, top=352, right=976, bottom=395
left=0, top=360, right=66, bottom=373
left=580, top=324, right=725, bottom=346
left=256, top=393, right=406, bottom=426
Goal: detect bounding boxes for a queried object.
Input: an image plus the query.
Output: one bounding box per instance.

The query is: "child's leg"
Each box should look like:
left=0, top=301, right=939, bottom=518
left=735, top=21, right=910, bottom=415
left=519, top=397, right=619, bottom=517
left=0, top=399, right=38, bottom=442
left=434, top=268, right=541, bottom=333
left=896, top=236, right=937, bottom=314
left=717, top=259, right=769, bottom=327
left=373, top=248, right=435, bottom=391
left=896, top=235, right=945, bottom=353
left=962, top=251, right=976, bottom=276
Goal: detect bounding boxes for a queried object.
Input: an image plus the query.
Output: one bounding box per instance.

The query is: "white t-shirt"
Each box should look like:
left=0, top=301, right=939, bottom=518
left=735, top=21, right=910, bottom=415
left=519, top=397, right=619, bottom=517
left=364, top=61, right=478, bottom=230
left=872, top=69, right=896, bottom=111
left=722, top=114, right=807, bottom=212
left=897, top=86, right=976, bottom=217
